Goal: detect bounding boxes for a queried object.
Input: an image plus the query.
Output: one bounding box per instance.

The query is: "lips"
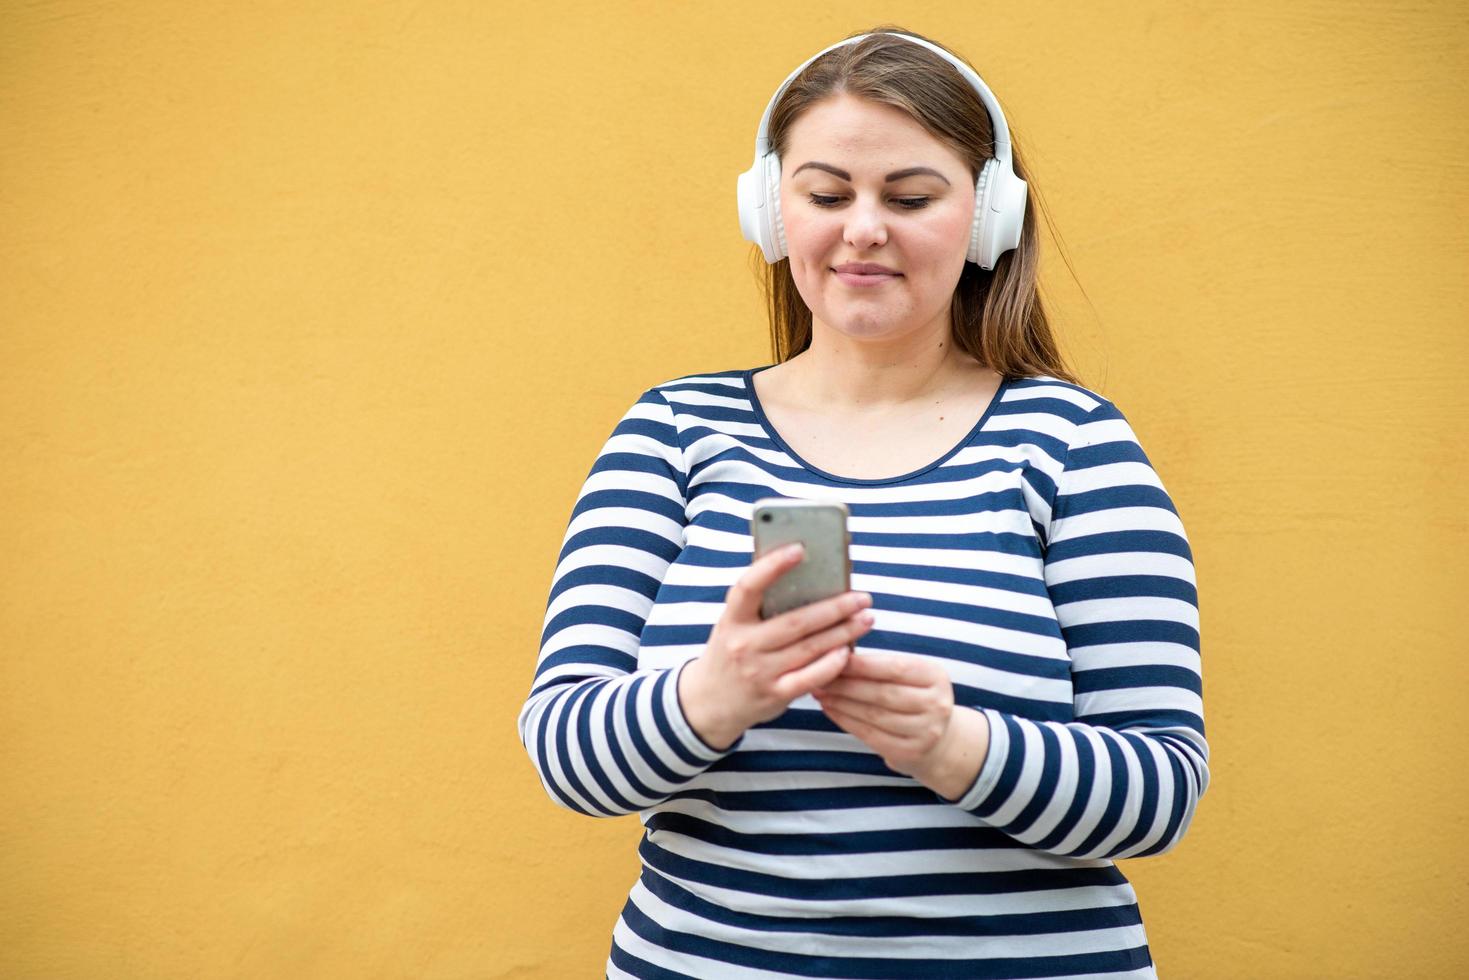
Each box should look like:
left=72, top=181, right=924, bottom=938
left=833, top=263, right=899, bottom=275
left=834, top=264, right=899, bottom=287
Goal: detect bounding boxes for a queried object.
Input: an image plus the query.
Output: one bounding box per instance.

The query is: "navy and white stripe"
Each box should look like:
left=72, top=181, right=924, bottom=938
left=517, top=367, right=1208, bottom=979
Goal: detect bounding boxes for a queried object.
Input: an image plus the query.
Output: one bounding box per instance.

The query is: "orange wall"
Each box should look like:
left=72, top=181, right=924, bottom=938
left=2, top=2, right=1465, bottom=977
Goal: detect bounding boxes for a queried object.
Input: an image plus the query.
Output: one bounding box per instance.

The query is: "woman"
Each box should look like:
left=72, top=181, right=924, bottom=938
left=518, top=26, right=1208, bottom=979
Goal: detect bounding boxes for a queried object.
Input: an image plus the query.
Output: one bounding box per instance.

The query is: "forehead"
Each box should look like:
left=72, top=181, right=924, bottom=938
left=784, top=94, right=961, bottom=170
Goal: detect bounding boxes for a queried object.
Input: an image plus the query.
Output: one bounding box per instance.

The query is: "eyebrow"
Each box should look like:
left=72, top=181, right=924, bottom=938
left=791, top=161, right=951, bottom=185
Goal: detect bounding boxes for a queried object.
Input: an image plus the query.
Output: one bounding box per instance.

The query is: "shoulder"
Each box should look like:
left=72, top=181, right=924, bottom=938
left=1000, top=374, right=1117, bottom=418
left=629, top=367, right=758, bottom=416
left=998, top=375, right=1146, bottom=459
left=646, top=367, right=752, bottom=396
left=595, top=368, right=755, bottom=447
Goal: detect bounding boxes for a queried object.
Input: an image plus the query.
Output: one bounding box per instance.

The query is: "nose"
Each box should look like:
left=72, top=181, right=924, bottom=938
left=842, top=195, right=889, bottom=251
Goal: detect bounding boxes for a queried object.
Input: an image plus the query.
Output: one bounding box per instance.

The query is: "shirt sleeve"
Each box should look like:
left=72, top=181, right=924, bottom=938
left=943, top=397, right=1210, bottom=859
left=516, top=387, right=744, bottom=817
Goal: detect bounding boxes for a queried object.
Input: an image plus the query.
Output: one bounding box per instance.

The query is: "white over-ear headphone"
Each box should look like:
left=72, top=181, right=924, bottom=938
left=736, top=32, right=1027, bottom=271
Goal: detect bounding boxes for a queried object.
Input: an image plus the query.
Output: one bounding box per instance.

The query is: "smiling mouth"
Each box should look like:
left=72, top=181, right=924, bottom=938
left=832, top=268, right=901, bottom=284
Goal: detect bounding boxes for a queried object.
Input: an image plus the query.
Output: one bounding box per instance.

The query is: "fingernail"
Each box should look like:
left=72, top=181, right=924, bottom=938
left=859, top=611, right=875, bottom=626
left=784, top=543, right=805, bottom=557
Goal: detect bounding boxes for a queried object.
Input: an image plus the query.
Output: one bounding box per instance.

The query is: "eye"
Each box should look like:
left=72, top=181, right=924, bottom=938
left=807, top=194, right=931, bottom=210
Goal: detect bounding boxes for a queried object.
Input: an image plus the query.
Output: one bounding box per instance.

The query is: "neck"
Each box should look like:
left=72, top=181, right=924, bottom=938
left=783, top=313, right=982, bottom=412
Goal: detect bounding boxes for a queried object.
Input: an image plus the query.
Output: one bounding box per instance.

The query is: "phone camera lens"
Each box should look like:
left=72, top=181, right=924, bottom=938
left=760, top=514, right=772, bottom=522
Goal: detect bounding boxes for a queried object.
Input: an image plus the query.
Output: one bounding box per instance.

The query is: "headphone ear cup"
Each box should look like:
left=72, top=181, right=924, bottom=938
left=737, top=164, right=763, bottom=256
left=967, top=158, right=997, bottom=268
left=737, top=153, right=786, bottom=263
left=995, top=170, right=1028, bottom=259
left=967, top=160, right=1028, bottom=270
left=763, top=154, right=788, bottom=261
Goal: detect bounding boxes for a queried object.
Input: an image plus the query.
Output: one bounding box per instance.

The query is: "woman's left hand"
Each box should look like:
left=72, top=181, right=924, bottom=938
left=812, top=652, right=958, bottom=783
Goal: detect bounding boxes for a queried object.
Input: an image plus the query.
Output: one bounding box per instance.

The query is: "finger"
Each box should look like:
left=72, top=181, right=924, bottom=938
left=765, top=609, right=874, bottom=676
left=757, top=590, right=873, bottom=651
left=816, top=693, right=914, bottom=738
left=724, top=543, right=806, bottom=621
left=827, top=652, right=935, bottom=687
left=814, top=676, right=913, bottom=710
left=820, top=699, right=859, bottom=736
left=771, top=644, right=852, bottom=703
left=820, top=699, right=903, bottom=745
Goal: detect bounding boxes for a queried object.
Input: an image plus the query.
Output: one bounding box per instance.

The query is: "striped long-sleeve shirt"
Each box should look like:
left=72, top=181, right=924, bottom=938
left=517, top=366, right=1209, bottom=980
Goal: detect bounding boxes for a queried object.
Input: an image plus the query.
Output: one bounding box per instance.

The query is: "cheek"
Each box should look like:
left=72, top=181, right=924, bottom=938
left=907, top=214, right=974, bottom=281
left=927, top=207, right=975, bottom=252
left=781, top=202, right=827, bottom=251
left=782, top=211, right=837, bottom=283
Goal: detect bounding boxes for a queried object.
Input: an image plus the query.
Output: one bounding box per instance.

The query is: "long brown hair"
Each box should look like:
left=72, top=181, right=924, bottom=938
left=749, top=25, right=1083, bottom=386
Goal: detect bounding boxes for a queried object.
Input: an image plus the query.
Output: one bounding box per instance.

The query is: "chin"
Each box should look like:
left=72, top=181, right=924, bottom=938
left=821, top=314, right=911, bottom=338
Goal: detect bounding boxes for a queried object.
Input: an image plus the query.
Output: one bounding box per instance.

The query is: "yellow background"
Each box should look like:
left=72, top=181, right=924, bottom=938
left=2, top=2, right=1465, bottom=977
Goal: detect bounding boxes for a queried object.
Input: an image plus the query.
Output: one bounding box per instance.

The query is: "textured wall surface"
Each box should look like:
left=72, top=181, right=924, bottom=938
left=2, top=2, right=1466, bottom=977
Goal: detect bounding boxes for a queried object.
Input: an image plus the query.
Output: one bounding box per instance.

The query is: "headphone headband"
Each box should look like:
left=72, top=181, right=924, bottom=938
left=736, top=31, right=1027, bottom=270
left=750, top=33, right=1013, bottom=170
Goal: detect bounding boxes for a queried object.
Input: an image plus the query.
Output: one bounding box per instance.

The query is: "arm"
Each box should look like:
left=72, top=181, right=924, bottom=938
left=944, top=398, right=1209, bottom=859
left=516, top=388, right=742, bottom=817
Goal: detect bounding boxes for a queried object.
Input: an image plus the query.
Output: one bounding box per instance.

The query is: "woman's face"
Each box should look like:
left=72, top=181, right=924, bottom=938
left=780, top=92, right=976, bottom=347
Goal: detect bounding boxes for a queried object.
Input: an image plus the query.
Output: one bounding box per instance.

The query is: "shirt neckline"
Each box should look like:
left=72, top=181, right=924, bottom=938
left=742, top=364, right=1011, bottom=486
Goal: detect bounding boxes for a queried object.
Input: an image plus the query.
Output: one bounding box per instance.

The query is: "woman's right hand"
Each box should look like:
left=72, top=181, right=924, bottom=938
left=678, top=543, right=876, bottom=751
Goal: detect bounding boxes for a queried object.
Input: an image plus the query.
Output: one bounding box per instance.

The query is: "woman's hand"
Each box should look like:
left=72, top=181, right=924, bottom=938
left=679, top=543, right=876, bottom=751
left=812, top=653, right=986, bottom=798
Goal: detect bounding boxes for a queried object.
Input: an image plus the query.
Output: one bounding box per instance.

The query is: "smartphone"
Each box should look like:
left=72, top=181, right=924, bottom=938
left=750, top=497, right=851, bottom=620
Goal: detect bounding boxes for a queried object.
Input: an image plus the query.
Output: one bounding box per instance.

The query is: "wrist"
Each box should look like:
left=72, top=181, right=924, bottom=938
left=677, top=658, right=742, bottom=752
left=916, top=706, right=990, bottom=802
